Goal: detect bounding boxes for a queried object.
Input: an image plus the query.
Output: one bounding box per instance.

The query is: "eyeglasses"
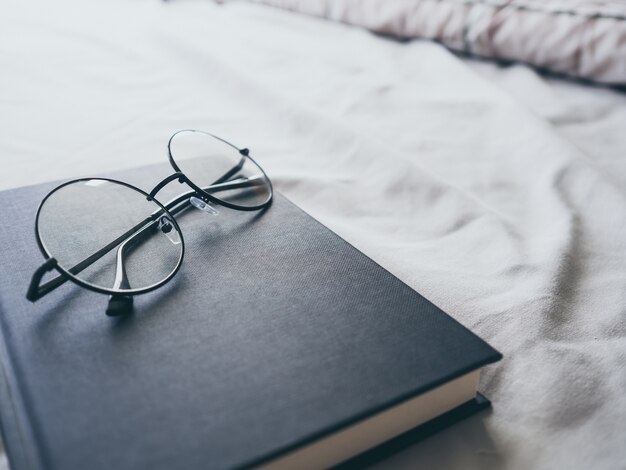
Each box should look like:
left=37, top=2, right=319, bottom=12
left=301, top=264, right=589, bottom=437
left=26, top=130, right=273, bottom=316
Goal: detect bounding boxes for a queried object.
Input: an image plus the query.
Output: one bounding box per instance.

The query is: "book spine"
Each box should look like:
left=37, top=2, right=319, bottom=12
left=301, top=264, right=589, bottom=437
left=0, top=293, right=44, bottom=470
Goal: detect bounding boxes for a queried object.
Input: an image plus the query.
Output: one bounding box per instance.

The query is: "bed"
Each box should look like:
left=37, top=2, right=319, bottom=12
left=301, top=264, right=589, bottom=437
left=1, top=0, right=625, bottom=468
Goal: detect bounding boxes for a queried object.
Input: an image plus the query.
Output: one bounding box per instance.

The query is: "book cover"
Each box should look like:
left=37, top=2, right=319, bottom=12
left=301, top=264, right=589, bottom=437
left=0, top=162, right=501, bottom=470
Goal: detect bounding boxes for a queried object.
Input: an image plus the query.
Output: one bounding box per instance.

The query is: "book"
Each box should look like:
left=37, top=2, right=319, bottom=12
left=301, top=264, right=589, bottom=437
left=0, top=162, right=501, bottom=470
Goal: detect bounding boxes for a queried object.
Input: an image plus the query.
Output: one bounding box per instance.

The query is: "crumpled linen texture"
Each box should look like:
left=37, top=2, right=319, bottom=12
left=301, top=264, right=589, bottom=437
left=1, top=1, right=626, bottom=469
left=229, top=0, right=626, bottom=84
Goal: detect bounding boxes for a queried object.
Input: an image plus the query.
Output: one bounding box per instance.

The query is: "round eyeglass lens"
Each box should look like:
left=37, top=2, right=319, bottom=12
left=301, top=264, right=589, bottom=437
left=37, top=179, right=183, bottom=294
left=168, top=130, right=272, bottom=209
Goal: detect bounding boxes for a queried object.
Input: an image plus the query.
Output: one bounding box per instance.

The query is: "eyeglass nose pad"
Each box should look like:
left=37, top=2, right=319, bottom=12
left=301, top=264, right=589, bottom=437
left=158, top=216, right=181, bottom=245
left=189, top=196, right=219, bottom=216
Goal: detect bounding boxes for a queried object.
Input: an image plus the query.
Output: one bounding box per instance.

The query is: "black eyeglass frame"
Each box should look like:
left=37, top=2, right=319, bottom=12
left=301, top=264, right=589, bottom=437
left=26, top=130, right=273, bottom=315
left=166, top=130, right=272, bottom=212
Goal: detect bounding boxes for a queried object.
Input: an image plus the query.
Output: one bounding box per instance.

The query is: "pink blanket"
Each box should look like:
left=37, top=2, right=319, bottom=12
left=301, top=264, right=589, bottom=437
left=230, top=0, right=626, bottom=84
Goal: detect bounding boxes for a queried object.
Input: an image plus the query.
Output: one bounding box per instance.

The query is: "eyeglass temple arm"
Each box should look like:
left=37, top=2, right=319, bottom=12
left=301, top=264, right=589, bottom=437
left=211, top=152, right=247, bottom=185
left=105, top=174, right=267, bottom=315
left=103, top=157, right=249, bottom=315
left=26, top=258, right=63, bottom=301
left=27, top=193, right=188, bottom=303
left=106, top=216, right=160, bottom=315
left=26, top=164, right=263, bottom=304
left=26, top=215, right=155, bottom=302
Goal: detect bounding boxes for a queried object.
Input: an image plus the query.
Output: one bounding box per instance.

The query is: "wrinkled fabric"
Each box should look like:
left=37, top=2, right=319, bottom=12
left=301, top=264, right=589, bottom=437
left=1, top=1, right=626, bottom=469
left=227, top=0, right=626, bottom=84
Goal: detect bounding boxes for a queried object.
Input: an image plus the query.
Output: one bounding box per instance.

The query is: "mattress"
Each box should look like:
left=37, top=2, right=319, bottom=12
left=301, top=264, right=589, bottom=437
left=1, top=1, right=625, bottom=469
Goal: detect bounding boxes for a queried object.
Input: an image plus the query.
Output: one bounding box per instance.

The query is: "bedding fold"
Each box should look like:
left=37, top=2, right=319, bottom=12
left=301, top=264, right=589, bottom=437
left=227, top=0, right=626, bottom=85
left=1, top=1, right=625, bottom=469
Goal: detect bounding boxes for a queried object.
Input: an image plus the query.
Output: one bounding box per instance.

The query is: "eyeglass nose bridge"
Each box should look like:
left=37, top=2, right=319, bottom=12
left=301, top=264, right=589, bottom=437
left=148, top=172, right=187, bottom=200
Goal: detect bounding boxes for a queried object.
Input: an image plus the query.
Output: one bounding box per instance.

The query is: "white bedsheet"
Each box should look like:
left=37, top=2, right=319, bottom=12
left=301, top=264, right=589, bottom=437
left=1, top=1, right=625, bottom=469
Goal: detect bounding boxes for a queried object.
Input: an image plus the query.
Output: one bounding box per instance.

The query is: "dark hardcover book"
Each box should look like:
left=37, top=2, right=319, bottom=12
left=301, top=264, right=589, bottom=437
left=0, top=162, right=501, bottom=470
